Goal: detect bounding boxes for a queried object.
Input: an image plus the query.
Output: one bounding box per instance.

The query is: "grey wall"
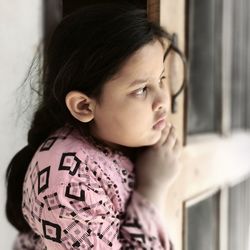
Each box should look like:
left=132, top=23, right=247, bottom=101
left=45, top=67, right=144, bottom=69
left=0, top=1, right=42, bottom=249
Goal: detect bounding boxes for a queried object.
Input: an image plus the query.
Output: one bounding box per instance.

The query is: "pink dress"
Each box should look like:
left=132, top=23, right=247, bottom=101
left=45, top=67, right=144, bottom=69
left=13, top=126, right=172, bottom=249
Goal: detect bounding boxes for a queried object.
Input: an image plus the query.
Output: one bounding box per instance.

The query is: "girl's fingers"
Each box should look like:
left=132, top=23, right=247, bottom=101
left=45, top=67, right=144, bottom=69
left=163, top=126, right=177, bottom=149
left=173, top=138, right=182, bottom=158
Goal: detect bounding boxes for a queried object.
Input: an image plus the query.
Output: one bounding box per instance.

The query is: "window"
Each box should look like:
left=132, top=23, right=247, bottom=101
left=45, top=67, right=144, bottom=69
left=187, top=0, right=222, bottom=135
left=228, top=177, right=250, bottom=250
left=186, top=0, right=250, bottom=136
left=230, top=0, right=250, bottom=130
left=184, top=176, right=250, bottom=250
left=184, top=189, right=220, bottom=250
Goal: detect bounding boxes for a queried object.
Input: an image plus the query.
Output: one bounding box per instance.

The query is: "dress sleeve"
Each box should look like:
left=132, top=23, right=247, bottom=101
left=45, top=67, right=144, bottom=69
left=27, top=183, right=171, bottom=250
left=17, top=183, right=171, bottom=250
left=119, top=190, right=171, bottom=250
left=18, top=151, right=171, bottom=249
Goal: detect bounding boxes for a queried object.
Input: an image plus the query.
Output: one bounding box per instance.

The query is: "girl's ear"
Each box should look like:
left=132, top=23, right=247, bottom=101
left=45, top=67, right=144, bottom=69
left=65, top=91, right=96, bottom=123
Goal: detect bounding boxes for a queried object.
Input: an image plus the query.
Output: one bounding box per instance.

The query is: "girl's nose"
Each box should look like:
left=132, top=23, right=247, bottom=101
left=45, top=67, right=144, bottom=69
left=152, top=90, right=170, bottom=112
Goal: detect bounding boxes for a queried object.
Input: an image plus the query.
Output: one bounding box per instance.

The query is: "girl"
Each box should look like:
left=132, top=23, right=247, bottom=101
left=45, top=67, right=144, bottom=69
left=6, top=3, right=182, bottom=249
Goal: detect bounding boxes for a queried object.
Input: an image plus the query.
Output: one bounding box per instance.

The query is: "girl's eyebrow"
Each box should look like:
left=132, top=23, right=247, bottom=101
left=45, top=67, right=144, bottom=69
left=129, top=68, right=165, bottom=87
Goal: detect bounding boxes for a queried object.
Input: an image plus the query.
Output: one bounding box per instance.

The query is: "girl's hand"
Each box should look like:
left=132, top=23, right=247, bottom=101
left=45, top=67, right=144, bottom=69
left=134, top=124, right=182, bottom=192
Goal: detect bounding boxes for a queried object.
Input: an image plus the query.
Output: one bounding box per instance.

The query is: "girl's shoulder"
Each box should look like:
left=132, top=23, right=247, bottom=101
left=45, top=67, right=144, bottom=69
left=39, top=126, right=130, bottom=163
left=23, top=125, right=135, bottom=206
left=34, top=126, right=109, bottom=167
left=39, top=126, right=93, bottom=154
left=30, top=125, right=134, bottom=180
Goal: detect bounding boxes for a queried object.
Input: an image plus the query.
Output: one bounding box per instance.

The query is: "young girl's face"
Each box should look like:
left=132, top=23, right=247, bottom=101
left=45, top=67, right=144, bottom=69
left=90, top=40, right=170, bottom=148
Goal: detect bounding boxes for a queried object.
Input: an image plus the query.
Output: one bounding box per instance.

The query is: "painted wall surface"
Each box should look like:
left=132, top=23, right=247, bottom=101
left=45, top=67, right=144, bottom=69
left=0, top=1, right=42, bottom=249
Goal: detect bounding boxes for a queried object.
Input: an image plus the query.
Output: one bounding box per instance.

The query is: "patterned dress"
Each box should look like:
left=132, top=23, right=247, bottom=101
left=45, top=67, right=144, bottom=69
left=13, top=126, right=172, bottom=249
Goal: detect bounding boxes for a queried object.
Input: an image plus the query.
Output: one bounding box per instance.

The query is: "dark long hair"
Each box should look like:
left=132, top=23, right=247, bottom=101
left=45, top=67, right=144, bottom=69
left=5, top=3, right=170, bottom=232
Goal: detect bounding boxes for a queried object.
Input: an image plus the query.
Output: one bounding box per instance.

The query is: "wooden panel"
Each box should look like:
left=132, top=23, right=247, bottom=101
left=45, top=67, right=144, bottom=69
left=150, top=2, right=250, bottom=250
left=159, top=1, right=186, bottom=248
left=160, top=0, right=186, bottom=146
left=147, top=0, right=160, bottom=23
left=164, top=132, right=250, bottom=250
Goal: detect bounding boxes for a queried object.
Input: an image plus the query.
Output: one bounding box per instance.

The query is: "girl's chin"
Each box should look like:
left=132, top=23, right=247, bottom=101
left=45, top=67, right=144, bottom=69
left=144, top=132, right=162, bottom=146
left=117, top=130, right=162, bottom=148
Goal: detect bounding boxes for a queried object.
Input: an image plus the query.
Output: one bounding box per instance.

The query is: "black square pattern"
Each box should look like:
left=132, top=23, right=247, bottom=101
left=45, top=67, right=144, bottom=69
left=44, top=192, right=62, bottom=211
left=65, top=183, right=85, bottom=201
left=42, top=219, right=61, bottom=243
left=38, top=166, right=50, bottom=194
left=58, top=152, right=81, bottom=176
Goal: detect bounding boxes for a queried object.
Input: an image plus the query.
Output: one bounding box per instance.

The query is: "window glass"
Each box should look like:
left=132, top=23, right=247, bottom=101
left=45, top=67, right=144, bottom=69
left=228, top=177, right=250, bottom=250
left=187, top=0, right=222, bottom=135
left=184, top=192, right=220, bottom=250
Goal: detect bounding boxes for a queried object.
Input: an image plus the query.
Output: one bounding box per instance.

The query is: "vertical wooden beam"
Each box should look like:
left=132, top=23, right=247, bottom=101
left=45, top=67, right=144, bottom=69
left=159, top=1, right=186, bottom=249
left=160, top=0, right=186, bottom=145
left=147, top=0, right=160, bottom=23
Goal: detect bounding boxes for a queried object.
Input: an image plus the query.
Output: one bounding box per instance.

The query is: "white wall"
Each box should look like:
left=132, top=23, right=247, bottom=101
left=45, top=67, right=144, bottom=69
left=0, top=1, right=42, bottom=249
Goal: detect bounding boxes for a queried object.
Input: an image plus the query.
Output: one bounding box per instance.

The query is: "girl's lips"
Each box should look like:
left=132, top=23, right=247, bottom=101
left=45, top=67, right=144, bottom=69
left=153, top=118, right=166, bottom=130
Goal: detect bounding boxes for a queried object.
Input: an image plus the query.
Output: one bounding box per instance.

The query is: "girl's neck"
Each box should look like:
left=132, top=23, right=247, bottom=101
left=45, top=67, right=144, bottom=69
left=93, top=134, right=137, bottom=161
left=68, top=123, right=141, bottom=163
left=85, top=125, right=138, bottom=162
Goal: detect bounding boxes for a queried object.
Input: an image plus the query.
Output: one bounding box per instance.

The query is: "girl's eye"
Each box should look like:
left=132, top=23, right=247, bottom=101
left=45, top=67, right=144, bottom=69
left=132, top=76, right=166, bottom=97
left=134, top=86, right=147, bottom=96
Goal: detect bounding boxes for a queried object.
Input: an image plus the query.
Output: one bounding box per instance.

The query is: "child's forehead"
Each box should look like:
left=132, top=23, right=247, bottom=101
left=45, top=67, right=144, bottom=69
left=110, top=41, right=165, bottom=81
